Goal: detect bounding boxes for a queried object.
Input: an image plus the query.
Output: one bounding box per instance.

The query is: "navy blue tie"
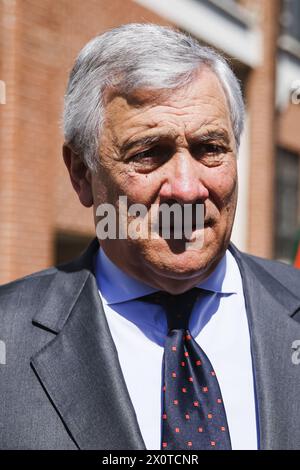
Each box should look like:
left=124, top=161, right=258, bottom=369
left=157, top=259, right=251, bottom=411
left=143, top=288, right=231, bottom=450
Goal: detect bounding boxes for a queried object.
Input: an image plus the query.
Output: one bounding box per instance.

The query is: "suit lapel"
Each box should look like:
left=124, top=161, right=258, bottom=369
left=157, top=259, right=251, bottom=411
left=231, top=245, right=300, bottom=449
left=31, top=254, right=146, bottom=450
left=31, top=238, right=300, bottom=450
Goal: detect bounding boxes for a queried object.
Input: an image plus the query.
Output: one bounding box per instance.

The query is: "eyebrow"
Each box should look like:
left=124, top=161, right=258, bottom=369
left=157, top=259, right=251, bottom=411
left=189, top=129, right=231, bottom=146
left=121, top=133, right=174, bottom=153
left=120, top=128, right=231, bottom=154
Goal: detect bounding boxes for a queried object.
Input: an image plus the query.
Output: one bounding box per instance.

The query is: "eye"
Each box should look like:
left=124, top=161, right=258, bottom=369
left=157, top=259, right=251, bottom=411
left=128, top=145, right=172, bottom=171
left=132, top=149, right=154, bottom=161
left=192, top=143, right=225, bottom=155
left=190, top=142, right=229, bottom=166
left=204, top=144, right=225, bottom=154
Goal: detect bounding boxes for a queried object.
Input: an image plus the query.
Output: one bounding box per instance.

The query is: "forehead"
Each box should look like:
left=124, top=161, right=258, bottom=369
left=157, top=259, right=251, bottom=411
left=102, top=68, right=233, bottom=142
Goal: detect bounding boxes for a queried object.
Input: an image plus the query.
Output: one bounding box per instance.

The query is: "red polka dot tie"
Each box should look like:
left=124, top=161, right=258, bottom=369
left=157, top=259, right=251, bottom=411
left=143, top=288, right=231, bottom=450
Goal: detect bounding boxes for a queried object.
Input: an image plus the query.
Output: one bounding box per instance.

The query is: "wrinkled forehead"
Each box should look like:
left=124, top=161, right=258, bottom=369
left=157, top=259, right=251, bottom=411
left=101, top=68, right=234, bottom=142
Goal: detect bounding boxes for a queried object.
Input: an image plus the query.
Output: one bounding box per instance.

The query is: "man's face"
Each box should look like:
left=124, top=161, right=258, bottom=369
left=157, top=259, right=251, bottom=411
left=91, top=68, right=238, bottom=293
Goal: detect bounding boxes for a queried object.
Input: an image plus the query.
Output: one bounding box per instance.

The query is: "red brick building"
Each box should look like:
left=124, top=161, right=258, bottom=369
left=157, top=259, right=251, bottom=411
left=0, top=0, right=300, bottom=283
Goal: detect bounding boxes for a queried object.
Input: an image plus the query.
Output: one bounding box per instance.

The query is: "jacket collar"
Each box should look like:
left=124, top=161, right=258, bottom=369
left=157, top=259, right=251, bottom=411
left=31, top=238, right=146, bottom=450
left=31, top=239, right=300, bottom=449
left=32, top=238, right=99, bottom=334
left=229, top=244, right=300, bottom=449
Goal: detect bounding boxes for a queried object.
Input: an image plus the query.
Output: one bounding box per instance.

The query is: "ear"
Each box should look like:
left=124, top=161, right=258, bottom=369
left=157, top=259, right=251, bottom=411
left=62, top=143, right=93, bottom=207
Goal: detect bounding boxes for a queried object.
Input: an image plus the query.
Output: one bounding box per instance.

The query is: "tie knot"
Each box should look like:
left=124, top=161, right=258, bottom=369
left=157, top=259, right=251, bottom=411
left=140, top=288, right=201, bottom=331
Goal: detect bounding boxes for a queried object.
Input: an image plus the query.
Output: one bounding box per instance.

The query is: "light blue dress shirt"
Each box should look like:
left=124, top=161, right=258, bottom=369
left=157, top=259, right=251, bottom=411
left=95, top=248, right=258, bottom=450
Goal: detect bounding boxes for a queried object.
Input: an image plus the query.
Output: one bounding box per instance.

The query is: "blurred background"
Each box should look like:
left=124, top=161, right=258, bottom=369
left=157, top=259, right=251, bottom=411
left=0, top=0, right=300, bottom=284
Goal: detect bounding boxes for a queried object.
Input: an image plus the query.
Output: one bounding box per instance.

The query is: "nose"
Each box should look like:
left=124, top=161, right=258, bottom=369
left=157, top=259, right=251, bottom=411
left=159, top=151, right=209, bottom=204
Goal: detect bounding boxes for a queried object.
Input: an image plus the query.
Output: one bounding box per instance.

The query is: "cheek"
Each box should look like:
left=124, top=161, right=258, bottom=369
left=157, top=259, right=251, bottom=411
left=112, top=168, right=162, bottom=206
left=212, top=163, right=237, bottom=201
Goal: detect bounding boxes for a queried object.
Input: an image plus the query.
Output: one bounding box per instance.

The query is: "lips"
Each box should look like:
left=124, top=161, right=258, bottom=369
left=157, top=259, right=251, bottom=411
left=149, top=203, right=211, bottom=239
left=157, top=220, right=212, bottom=241
left=166, top=218, right=212, bottom=230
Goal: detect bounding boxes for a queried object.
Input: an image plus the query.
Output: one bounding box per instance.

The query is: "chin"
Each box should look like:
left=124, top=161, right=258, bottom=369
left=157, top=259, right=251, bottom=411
left=142, top=236, right=222, bottom=281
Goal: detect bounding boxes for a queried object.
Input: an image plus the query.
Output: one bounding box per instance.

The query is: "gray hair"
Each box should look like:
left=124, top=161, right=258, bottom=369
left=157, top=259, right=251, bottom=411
left=63, top=23, right=245, bottom=171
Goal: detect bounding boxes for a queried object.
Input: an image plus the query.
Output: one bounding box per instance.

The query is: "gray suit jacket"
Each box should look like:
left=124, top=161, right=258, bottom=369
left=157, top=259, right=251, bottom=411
left=0, top=238, right=300, bottom=450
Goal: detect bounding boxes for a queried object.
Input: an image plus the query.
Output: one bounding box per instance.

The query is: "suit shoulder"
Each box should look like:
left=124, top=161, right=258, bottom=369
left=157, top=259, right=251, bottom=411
left=0, top=266, right=58, bottom=295
left=240, top=251, right=300, bottom=294
left=242, top=251, right=300, bottom=274
left=0, top=266, right=59, bottom=323
left=0, top=259, right=91, bottom=327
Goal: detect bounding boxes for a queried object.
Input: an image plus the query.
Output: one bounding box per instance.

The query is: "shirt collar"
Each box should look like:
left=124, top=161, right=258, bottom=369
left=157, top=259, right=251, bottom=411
left=95, top=247, right=237, bottom=305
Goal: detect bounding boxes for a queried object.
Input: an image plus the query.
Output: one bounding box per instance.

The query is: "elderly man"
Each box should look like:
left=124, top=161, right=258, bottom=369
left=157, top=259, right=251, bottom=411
left=1, top=24, right=300, bottom=451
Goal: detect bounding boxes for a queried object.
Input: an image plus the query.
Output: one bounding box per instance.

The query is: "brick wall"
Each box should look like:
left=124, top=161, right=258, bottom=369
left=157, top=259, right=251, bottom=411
left=0, top=0, right=298, bottom=283
left=0, top=0, right=170, bottom=283
left=246, top=0, right=280, bottom=258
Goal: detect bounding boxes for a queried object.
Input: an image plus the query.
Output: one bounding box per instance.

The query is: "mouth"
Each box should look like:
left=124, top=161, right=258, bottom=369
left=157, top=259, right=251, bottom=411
left=149, top=202, right=213, bottom=240
left=158, top=218, right=213, bottom=239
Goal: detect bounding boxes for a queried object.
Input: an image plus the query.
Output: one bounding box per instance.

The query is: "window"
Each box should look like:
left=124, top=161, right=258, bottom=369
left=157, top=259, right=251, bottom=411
left=281, top=0, right=300, bottom=42
left=275, top=148, right=300, bottom=261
